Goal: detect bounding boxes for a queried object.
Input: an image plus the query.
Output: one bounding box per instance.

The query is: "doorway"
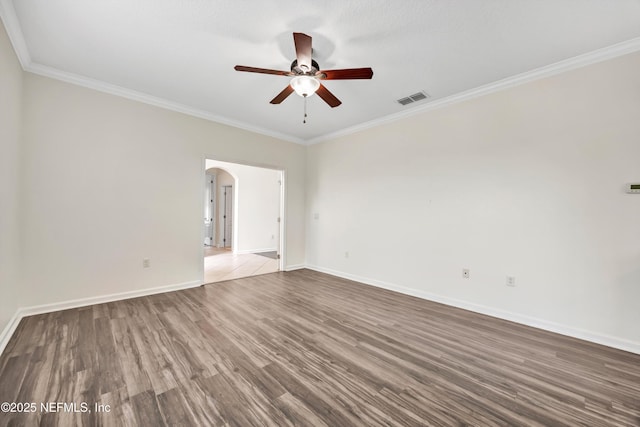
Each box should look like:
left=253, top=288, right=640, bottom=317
left=203, top=159, right=284, bottom=283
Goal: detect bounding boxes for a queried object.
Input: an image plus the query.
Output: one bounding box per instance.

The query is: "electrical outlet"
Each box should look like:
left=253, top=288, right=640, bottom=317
left=345, top=251, right=349, bottom=259
left=462, top=268, right=470, bottom=279
left=506, top=276, right=516, bottom=287
left=143, top=258, right=150, bottom=268
left=313, top=213, right=319, bottom=220
left=271, top=234, right=275, bottom=239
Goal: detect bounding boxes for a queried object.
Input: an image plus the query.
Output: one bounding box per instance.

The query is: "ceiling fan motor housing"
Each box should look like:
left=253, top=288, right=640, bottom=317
left=291, top=59, right=320, bottom=75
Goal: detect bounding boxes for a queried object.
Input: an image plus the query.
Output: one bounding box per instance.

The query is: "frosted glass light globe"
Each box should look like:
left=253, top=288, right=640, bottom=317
left=290, top=76, right=320, bottom=97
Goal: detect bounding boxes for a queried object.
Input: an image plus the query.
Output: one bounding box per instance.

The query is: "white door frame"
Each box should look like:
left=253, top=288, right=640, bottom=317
left=222, top=184, right=233, bottom=248
left=277, top=170, right=285, bottom=270
left=204, top=174, right=216, bottom=246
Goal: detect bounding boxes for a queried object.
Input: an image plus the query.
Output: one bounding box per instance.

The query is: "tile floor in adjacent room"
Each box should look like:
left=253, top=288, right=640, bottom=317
left=204, top=246, right=278, bottom=283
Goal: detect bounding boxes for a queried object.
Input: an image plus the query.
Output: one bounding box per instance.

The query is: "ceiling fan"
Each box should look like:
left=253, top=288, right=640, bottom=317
left=234, top=32, right=373, bottom=111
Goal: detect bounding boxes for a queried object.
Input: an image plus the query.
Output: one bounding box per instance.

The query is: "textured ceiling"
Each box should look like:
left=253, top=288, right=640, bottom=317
left=3, top=0, right=640, bottom=143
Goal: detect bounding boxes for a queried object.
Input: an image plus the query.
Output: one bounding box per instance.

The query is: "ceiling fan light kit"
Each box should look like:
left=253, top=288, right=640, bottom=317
left=290, top=75, right=320, bottom=97
left=234, top=32, right=373, bottom=123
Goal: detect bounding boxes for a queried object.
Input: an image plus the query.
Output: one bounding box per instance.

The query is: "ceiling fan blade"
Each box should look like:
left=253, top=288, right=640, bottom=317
left=293, top=32, right=313, bottom=71
left=316, top=83, right=342, bottom=108
left=318, top=68, right=374, bottom=80
left=234, top=65, right=292, bottom=76
left=270, top=85, right=294, bottom=104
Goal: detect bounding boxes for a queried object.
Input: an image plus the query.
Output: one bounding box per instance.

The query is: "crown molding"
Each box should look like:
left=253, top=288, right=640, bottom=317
left=0, top=0, right=30, bottom=66
left=25, top=63, right=305, bottom=144
left=3, top=0, right=640, bottom=146
left=0, top=0, right=304, bottom=144
left=306, top=36, right=640, bottom=145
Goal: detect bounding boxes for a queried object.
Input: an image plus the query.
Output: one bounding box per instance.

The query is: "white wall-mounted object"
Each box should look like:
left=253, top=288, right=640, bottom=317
left=626, top=183, right=640, bottom=194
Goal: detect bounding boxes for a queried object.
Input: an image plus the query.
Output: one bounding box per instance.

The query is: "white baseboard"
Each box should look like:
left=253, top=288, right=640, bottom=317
left=305, top=264, right=640, bottom=355
left=0, top=279, right=201, bottom=356
left=4, top=268, right=637, bottom=356
left=284, top=264, right=306, bottom=272
left=0, top=310, right=24, bottom=359
left=234, top=248, right=277, bottom=255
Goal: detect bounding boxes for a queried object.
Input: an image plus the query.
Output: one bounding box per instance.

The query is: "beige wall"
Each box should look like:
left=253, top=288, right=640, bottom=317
left=213, top=168, right=234, bottom=187
left=17, top=72, right=305, bottom=311
left=0, top=19, right=23, bottom=333
left=306, top=52, right=640, bottom=350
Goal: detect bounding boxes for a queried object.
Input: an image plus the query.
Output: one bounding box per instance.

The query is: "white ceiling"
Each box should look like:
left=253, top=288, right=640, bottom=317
left=3, top=0, right=640, bottom=144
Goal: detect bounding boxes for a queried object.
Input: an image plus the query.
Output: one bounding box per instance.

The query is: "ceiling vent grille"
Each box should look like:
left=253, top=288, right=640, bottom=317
left=397, top=91, right=430, bottom=106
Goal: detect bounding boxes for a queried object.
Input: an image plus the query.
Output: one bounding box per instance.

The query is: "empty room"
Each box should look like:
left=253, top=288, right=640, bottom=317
left=1, top=1, right=639, bottom=426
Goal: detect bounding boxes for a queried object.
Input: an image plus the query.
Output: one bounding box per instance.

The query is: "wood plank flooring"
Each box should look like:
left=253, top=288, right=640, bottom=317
left=1, top=269, right=639, bottom=426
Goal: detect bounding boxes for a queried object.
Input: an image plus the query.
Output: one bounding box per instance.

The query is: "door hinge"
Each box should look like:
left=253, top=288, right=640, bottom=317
left=277, top=254, right=281, bottom=259
left=277, top=217, right=281, bottom=223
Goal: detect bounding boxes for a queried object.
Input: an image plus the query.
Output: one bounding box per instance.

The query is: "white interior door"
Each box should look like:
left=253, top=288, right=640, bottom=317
left=223, top=185, right=233, bottom=248
left=204, top=175, right=216, bottom=246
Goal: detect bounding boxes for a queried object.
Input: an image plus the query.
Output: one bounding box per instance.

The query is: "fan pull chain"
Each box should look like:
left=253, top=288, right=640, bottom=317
left=303, top=95, right=308, bottom=124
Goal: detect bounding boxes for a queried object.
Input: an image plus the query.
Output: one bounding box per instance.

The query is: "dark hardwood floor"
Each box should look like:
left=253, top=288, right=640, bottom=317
left=1, top=269, right=639, bottom=426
